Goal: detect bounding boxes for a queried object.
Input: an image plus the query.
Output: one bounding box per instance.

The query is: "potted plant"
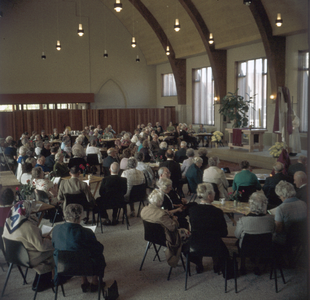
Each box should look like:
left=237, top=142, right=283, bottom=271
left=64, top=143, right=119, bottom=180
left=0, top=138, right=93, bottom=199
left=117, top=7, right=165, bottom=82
left=218, top=90, right=253, bottom=128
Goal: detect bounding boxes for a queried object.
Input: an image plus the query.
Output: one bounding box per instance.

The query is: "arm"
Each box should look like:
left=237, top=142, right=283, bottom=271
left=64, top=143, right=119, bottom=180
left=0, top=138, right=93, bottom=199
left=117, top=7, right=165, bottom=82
left=220, top=170, right=229, bottom=188
left=159, top=212, right=179, bottom=232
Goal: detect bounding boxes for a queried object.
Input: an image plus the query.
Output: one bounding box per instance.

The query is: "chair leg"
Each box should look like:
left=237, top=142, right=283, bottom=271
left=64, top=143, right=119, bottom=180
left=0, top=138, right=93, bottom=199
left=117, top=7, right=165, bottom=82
left=17, top=265, right=28, bottom=285
left=153, top=244, right=161, bottom=262
left=98, top=275, right=103, bottom=300
left=274, top=262, right=278, bottom=293
left=60, top=284, right=65, bottom=297
left=185, top=254, right=189, bottom=291
left=1, top=263, right=13, bottom=297
left=33, top=274, right=41, bottom=300
left=167, top=267, right=173, bottom=281
left=139, top=242, right=151, bottom=271
left=180, top=254, right=185, bottom=271
left=225, top=259, right=227, bottom=293
left=54, top=284, right=58, bottom=300
left=51, top=207, right=59, bottom=227
left=233, top=253, right=238, bottom=293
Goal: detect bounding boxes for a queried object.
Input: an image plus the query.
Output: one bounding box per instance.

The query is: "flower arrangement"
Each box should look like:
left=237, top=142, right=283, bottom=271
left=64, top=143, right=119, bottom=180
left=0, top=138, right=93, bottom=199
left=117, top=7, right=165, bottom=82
left=79, top=164, right=89, bottom=177
left=228, top=190, right=243, bottom=202
left=211, top=131, right=223, bottom=143
left=19, top=180, right=35, bottom=200
left=269, top=142, right=286, bottom=158
left=155, top=155, right=164, bottom=163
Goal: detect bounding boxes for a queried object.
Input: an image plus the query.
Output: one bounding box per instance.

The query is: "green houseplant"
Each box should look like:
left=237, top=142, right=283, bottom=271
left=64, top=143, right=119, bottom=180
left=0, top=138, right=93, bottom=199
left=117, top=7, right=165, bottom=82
left=218, top=90, right=253, bottom=128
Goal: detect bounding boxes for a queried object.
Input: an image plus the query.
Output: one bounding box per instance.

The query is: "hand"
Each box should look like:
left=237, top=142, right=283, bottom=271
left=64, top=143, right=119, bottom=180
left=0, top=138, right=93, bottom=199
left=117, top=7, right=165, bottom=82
left=42, top=233, right=51, bottom=240
left=172, top=215, right=178, bottom=221
left=176, top=207, right=183, bottom=213
left=181, top=198, right=187, bottom=205
left=49, top=184, right=58, bottom=197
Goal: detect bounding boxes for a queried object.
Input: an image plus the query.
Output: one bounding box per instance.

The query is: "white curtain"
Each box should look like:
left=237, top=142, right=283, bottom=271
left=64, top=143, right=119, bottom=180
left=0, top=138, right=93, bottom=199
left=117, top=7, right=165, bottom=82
left=162, top=73, right=177, bottom=96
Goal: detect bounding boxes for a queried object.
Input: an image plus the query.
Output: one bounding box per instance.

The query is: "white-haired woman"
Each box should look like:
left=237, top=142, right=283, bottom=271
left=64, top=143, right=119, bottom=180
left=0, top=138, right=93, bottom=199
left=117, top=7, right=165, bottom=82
left=181, top=148, right=195, bottom=177
left=120, top=133, right=131, bottom=148
left=16, top=146, right=29, bottom=182
left=198, top=147, right=208, bottom=170
left=156, top=141, right=167, bottom=161
left=68, top=147, right=87, bottom=171
left=72, top=136, right=86, bottom=158
left=188, top=183, right=229, bottom=273
left=203, top=156, right=229, bottom=200
left=186, top=157, right=203, bottom=193
left=53, top=152, right=70, bottom=177
left=234, top=192, right=275, bottom=275
left=141, top=189, right=184, bottom=267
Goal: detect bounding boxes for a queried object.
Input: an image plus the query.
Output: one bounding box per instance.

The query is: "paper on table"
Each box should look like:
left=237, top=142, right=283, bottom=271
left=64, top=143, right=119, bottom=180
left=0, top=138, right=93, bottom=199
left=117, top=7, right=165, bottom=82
left=82, top=225, right=96, bottom=233
left=52, top=177, right=61, bottom=184
left=41, top=224, right=53, bottom=236
left=82, top=180, right=90, bottom=186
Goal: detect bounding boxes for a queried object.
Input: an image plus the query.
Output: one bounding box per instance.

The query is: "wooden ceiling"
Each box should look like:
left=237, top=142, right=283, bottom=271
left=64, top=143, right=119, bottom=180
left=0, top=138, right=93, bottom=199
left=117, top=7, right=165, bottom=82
left=102, top=0, right=308, bottom=65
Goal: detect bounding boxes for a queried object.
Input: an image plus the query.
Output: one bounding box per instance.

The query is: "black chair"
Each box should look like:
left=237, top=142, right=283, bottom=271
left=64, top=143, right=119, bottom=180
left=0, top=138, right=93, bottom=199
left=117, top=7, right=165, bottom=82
left=184, top=231, right=237, bottom=292
left=211, top=183, right=220, bottom=200
left=238, top=185, right=257, bottom=202
left=1, top=237, right=51, bottom=300
left=129, top=184, right=147, bottom=217
left=87, top=154, right=102, bottom=175
left=0, top=227, right=6, bottom=272
left=238, top=233, right=286, bottom=293
left=54, top=250, right=104, bottom=300
left=102, top=167, right=110, bottom=177
left=139, top=220, right=185, bottom=280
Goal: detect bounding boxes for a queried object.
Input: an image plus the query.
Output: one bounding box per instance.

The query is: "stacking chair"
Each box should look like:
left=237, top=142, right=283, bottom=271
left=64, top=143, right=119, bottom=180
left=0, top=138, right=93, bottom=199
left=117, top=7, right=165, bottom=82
left=139, top=220, right=185, bottom=280
left=184, top=231, right=237, bottom=292
left=238, top=233, right=286, bottom=293
left=1, top=237, right=52, bottom=300
left=54, top=250, right=104, bottom=300
left=237, top=185, right=257, bottom=202
left=87, top=154, right=102, bottom=175
left=210, top=183, right=220, bottom=200
left=129, top=184, right=147, bottom=217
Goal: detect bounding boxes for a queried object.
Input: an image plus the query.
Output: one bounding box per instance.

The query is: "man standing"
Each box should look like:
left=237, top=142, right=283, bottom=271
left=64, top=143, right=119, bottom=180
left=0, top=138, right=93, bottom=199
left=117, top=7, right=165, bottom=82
left=96, top=162, right=127, bottom=225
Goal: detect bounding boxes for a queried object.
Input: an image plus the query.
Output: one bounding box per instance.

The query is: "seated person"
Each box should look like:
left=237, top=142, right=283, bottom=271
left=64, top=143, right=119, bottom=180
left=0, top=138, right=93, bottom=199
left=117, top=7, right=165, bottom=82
left=0, top=188, right=15, bottom=229
left=86, top=139, right=103, bottom=164
left=53, top=152, right=70, bottom=177
left=40, top=129, right=49, bottom=141
left=35, top=140, right=43, bottom=156
left=203, top=156, right=229, bottom=200
left=180, top=125, right=198, bottom=149
left=45, top=146, right=58, bottom=172
left=141, top=189, right=186, bottom=267
left=52, top=204, right=106, bottom=293
left=188, top=183, right=229, bottom=273
left=139, top=140, right=152, bottom=162
left=20, top=162, right=34, bottom=185
left=96, top=162, right=127, bottom=225
left=71, top=136, right=86, bottom=159
left=263, top=162, right=292, bottom=207
left=235, top=193, right=275, bottom=275
left=120, top=148, right=131, bottom=170
left=135, top=152, right=155, bottom=189
left=51, top=128, right=59, bottom=140
left=186, top=157, right=203, bottom=194
left=287, top=155, right=307, bottom=178
left=156, top=142, right=168, bottom=161
left=150, top=134, right=160, bottom=155
left=294, top=171, right=307, bottom=203
left=181, top=148, right=195, bottom=177
left=32, top=166, right=58, bottom=205
left=166, top=122, right=175, bottom=133
left=41, top=141, right=51, bottom=158
left=2, top=200, right=54, bottom=290
left=174, top=141, right=187, bottom=163
left=102, top=148, right=117, bottom=169
left=35, top=155, right=50, bottom=173
left=198, top=147, right=208, bottom=171
left=68, top=147, right=87, bottom=172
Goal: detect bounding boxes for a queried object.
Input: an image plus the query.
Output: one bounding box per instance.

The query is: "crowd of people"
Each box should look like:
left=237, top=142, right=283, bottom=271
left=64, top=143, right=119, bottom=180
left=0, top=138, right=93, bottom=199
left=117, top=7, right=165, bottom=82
left=0, top=121, right=308, bottom=295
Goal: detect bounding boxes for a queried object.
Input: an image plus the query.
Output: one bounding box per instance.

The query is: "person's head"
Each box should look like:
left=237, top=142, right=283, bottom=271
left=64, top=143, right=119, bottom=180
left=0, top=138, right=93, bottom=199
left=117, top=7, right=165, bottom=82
left=0, top=188, right=15, bottom=206
left=240, top=160, right=250, bottom=170
left=35, top=134, right=41, bottom=141
left=32, top=166, right=44, bottom=179
left=142, top=140, right=149, bottom=148
left=158, top=167, right=171, bottom=179
left=193, top=156, right=203, bottom=168
left=169, top=121, right=173, bottom=126
left=298, top=155, right=307, bottom=165
left=55, top=152, right=64, bottom=162
left=41, top=130, right=46, bottom=136
left=159, top=142, right=167, bottom=150
left=135, top=152, right=144, bottom=162
left=208, top=156, right=219, bottom=167
left=36, top=140, right=43, bottom=148
left=165, top=149, right=174, bottom=159
left=110, top=162, right=120, bottom=174
left=148, top=189, right=164, bottom=207
left=69, top=165, right=81, bottom=177
left=249, top=192, right=268, bottom=215
left=97, top=124, right=102, bottom=129
left=180, top=141, right=187, bottom=148
left=76, top=136, right=83, bottom=145
left=127, top=157, right=137, bottom=169
left=131, top=135, right=138, bottom=144
left=72, top=147, right=84, bottom=158
left=107, top=147, right=116, bottom=157
left=198, top=147, right=208, bottom=157
left=37, top=155, right=45, bottom=165
left=199, top=124, right=203, bottom=129
left=157, top=178, right=173, bottom=194
left=53, top=128, right=58, bottom=134
left=186, top=148, right=195, bottom=158
left=84, top=126, right=89, bottom=131
left=275, top=180, right=296, bottom=200
left=5, top=136, right=13, bottom=145
left=19, top=146, right=28, bottom=156
left=273, top=162, right=284, bottom=173
left=197, top=183, right=215, bottom=203
left=23, top=162, right=33, bottom=174
left=64, top=204, right=84, bottom=223
left=50, top=146, right=58, bottom=154
left=153, top=134, right=158, bottom=142
left=25, top=157, right=36, bottom=168
left=121, top=148, right=131, bottom=159
left=123, top=133, right=130, bottom=141
left=294, top=171, right=307, bottom=188
left=156, top=127, right=161, bottom=133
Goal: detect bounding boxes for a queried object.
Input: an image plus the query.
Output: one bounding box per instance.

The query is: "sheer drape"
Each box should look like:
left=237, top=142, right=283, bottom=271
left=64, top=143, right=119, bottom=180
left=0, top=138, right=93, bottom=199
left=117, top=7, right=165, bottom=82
left=162, top=73, right=177, bottom=96
left=299, top=52, right=309, bottom=132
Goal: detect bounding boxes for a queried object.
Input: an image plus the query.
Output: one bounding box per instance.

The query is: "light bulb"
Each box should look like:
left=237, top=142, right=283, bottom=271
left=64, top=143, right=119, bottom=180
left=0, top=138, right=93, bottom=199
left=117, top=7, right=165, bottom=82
left=275, top=13, right=283, bottom=27
left=209, top=33, right=214, bottom=45
left=77, top=23, right=84, bottom=36
left=103, top=50, right=108, bottom=58
left=114, top=0, right=122, bottom=12
left=166, top=46, right=170, bottom=56
left=131, top=37, right=136, bottom=48
left=174, top=19, right=180, bottom=32
left=56, top=40, right=61, bottom=51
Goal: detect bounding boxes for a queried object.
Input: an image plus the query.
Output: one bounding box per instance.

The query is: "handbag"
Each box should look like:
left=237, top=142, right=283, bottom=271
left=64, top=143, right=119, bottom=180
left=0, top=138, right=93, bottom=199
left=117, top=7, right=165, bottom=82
left=104, top=280, right=119, bottom=300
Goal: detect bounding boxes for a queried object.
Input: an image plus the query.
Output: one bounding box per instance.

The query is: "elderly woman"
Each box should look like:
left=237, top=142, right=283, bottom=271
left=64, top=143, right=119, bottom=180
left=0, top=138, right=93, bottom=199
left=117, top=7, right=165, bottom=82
left=32, top=166, right=58, bottom=205
left=203, top=156, right=229, bottom=200
left=188, top=124, right=196, bottom=134
left=52, top=204, right=106, bottom=292
left=120, top=133, right=131, bottom=148
left=181, top=148, right=195, bottom=177
left=157, top=142, right=167, bottom=161
left=186, top=157, right=203, bottom=194
left=189, top=183, right=229, bottom=273
left=139, top=140, right=152, bottom=162
left=150, top=134, right=160, bottom=155
left=51, top=128, right=59, bottom=140
left=86, top=139, right=102, bottom=164
left=53, top=152, right=70, bottom=177
left=68, top=145, right=87, bottom=171
left=166, top=122, right=175, bottom=132
left=62, top=136, right=72, bottom=158
left=274, top=180, right=307, bottom=246
left=120, top=148, right=131, bottom=170
left=20, top=162, right=34, bottom=185
left=16, top=146, right=29, bottom=182
left=41, top=141, right=51, bottom=158
left=2, top=200, right=54, bottom=291
left=35, top=140, right=43, bottom=156
left=198, top=147, right=208, bottom=170
left=157, top=177, right=189, bottom=229
left=141, top=189, right=184, bottom=267
left=235, top=192, right=275, bottom=275
left=4, top=136, right=17, bottom=157
left=121, top=157, right=145, bottom=217
left=72, top=136, right=86, bottom=158
left=135, top=152, right=155, bottom=189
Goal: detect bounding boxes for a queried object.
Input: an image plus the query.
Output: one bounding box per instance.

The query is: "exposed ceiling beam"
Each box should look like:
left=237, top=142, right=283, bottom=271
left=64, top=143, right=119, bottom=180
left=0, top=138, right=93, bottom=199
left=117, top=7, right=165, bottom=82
left=128, top=0, right=186, bottom=105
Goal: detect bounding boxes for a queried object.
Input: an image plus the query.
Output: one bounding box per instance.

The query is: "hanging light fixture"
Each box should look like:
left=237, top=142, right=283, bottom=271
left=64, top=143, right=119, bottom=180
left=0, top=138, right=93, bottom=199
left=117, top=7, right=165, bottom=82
left=41, top=51, right=46, bottom=60
left=103, top=49, right=108, bottom=58
left=275, top=13, right=283, bottom=27
left=114, top=0, right=122, bottom=12
left=41, top=2, right=46, bottom=59
left=103, top=0, right=108, bottom=58
left=174, top=19, right=180, bottom=32
left=136, top=55, right=140, bottom=62
left=77, top=23, right=84, bottom=36
left=166, top=45, right=170, bottom=56
left=56, top=40, right=61, bottom=50
left=131, top=37, right=136, bottom=48
left=243, top=0, right=252, bottom=5
left=209, top=33, right=214, bottom=44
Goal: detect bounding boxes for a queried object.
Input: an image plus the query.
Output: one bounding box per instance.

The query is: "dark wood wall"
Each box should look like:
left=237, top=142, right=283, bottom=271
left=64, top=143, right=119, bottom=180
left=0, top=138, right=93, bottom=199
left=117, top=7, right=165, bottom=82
left=0, top=108, right=176, bottom=140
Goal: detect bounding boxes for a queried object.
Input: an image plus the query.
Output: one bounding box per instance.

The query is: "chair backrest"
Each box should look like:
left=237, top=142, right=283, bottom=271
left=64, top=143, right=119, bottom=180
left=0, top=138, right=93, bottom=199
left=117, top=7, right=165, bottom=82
left=87, top=154, right=99, bottom=166
left=240, top=233, right=273, bottom=258
left=64, top=192, right=89, bottom=210
left=142, top=220, right=166, bottom=247
left=3, top=237, right=30, bottom=268
left=286, top=220, right=307, bottom=247
left=178, top=156, right=188, bottom=163
left=238, top=185, right=257, bottom=202
left=189, top=231, right=221, bottom=257
left=129, top=184, right=146, bottom=203
left=211, top=183, right=220, bottom=200
left=35, top=189, right=50, bottom=204
left=103, top=166, right=110, bottom=177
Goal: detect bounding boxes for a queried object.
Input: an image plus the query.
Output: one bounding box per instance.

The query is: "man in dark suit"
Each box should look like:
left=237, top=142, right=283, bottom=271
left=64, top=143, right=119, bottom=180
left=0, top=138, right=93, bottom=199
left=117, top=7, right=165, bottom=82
left=102, top=147, right=117, bottom=171
left=175, top=141, right=187, bottom=163
left=294, top=171, right=307, bottom=203
left=288, top=155, right=307, bottom=178
left=263, top=162, right=293, bottom=207
left=45, top=146, right=58, bottom=172
left=160, top=149, right=182, bottom=191
left=96, top=162, right=127, bottom=225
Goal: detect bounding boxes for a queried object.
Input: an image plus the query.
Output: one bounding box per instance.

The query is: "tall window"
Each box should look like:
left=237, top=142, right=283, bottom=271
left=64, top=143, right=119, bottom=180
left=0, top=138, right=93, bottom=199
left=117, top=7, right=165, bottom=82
left=162, top=73, right=177, bottom=96
left=192, top=67, right=214, bottom=125
left=237, top=58, right=267, bottom=128
left=298, top=51, right=309, bottom=132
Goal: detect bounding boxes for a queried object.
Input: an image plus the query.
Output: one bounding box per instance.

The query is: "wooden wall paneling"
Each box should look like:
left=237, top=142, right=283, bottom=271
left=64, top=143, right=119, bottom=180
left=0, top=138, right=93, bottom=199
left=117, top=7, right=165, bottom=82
left=0, top=112, right=13, bottom=139
left=82, top=110, right=88, bottom=130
